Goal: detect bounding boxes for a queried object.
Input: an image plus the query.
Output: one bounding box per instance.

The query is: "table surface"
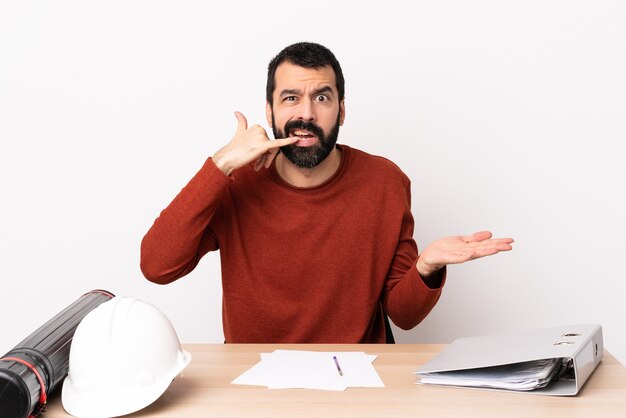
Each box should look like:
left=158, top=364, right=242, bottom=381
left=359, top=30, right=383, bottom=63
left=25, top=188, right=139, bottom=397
left=42, top=344, right=626, bottom=418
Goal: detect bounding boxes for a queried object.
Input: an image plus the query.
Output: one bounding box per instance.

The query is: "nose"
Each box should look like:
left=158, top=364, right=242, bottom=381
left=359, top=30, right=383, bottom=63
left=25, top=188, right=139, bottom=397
left=297, top=98, right=316, bottom=122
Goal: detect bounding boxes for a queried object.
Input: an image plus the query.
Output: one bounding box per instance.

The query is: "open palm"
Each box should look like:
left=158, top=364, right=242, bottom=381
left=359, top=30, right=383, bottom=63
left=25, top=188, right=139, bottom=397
left=417, top=231, right=514, bottom=277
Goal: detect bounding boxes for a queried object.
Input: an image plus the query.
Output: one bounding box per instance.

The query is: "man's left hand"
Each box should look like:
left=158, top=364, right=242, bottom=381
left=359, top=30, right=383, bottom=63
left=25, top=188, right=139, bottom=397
left=416, top=231, right=514, bottom=278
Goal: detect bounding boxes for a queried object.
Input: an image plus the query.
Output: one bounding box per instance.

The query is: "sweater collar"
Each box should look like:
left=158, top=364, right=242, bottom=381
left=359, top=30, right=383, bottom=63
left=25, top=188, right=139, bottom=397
left=269, top=144, right=349, bottom=191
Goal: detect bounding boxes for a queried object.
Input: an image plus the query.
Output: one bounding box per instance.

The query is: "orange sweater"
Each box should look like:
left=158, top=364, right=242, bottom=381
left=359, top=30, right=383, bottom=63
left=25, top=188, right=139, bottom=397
left=141, top=145, right=444, bottom=343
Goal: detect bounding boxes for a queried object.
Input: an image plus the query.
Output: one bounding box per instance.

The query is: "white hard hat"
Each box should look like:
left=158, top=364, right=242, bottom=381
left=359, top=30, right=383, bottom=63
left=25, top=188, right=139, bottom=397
left=62, top=297, right=191, bottom=418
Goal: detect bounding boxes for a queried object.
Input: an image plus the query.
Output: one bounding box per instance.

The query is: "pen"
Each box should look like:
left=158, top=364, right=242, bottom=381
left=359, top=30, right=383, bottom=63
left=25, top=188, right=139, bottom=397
left=333, top=355, right=343, bottom=376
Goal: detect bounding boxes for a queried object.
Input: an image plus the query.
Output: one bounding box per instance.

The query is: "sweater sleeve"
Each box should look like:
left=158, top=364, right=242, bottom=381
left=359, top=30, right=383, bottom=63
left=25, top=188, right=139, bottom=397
left=381, top=179, right=446, bottom=330
left=140, top=158, right=231, bottom=284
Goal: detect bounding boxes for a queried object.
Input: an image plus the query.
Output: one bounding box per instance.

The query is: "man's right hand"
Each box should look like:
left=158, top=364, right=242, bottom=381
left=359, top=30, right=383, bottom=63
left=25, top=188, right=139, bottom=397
left=212, top=111, right=298, bottom=176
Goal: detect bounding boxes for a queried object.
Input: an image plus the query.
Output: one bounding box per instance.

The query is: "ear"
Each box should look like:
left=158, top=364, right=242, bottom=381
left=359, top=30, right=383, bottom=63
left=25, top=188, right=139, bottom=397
left=266, top=102, right=273, bottom=127
left=339, top=100, right=346, bottom=126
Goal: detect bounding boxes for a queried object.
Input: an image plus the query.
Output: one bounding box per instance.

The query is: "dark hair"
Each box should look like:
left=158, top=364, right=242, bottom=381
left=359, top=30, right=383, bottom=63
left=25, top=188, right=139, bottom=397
left=266, top=42, right=345, bottom=107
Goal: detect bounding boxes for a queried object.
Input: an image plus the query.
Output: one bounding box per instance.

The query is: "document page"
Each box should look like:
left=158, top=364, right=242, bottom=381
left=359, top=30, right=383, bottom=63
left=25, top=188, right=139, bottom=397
left=232, top=350, right=384, bottom=391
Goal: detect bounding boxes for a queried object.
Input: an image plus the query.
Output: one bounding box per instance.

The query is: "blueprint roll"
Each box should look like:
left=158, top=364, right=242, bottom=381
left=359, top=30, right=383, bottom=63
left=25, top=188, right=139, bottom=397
left=0, top=289, right=114, bottom=418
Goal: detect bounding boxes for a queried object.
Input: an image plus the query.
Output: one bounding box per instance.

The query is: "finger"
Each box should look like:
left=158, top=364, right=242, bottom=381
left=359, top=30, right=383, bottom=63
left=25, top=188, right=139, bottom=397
left=473, top=247, right=502, bottom=258
left=234, top=111, right=248, bottom=133
left=492, top=237, right=514, bottom=245
left=482, top=237, right=515, bottom=248
left=265, top=136, right=299, bottom=150
left=264, top=149, right=280, bottom=169
left=463, top=231, right=493, bottom=243
left=475, top=243, right=513, bottom=257
left=473, top=240, right=514, bottom=257
left=254, top=154, right=266, bottom=171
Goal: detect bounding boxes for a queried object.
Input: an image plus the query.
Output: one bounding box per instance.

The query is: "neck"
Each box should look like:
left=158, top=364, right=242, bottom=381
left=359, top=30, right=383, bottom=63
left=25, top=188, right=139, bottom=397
left=275, top=146, right=343, bottom=188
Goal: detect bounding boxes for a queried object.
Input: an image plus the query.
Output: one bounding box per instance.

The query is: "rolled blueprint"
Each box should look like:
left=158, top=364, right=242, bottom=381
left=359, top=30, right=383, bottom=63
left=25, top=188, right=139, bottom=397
left=0, top=289, right=114, bottom=418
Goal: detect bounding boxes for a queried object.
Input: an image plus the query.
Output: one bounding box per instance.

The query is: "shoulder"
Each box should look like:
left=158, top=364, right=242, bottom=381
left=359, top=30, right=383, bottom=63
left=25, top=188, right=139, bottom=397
left=343, top=145, right=411, bottom=186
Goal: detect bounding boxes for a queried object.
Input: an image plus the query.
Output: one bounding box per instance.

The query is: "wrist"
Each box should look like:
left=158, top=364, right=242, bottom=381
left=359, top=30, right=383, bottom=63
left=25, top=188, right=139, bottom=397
left=212, top=148, right=235, bottom=176
left=416, top=257, right=442, bottom=279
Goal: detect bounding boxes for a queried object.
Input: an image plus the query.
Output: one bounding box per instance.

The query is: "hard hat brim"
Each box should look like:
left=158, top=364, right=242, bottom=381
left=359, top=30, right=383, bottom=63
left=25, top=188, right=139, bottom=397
left=61, top=350, right=191, bottom=418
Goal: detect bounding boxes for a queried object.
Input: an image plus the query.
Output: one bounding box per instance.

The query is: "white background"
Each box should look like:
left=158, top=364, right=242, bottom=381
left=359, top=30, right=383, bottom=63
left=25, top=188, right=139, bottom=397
left=1, top=1, right=625, bottom=364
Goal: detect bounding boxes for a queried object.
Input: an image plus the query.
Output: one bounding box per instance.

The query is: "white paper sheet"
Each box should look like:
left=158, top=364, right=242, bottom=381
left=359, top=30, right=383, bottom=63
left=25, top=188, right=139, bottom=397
left=232, top=350, right=384, bottom=391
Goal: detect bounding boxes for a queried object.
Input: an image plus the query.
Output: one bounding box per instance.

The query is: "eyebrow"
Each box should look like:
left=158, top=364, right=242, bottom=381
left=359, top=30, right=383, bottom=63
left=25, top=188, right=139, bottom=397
left=279, top=86, right=335, bottom=97
left=313, top=86, right=334, bottom=96
left=279, top=89, right=302, bottom=97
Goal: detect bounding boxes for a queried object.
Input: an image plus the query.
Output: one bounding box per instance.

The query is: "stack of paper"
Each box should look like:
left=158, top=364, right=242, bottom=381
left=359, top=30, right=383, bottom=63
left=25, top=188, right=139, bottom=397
left=232, top=350, right=384, bottom=391
left=416, top=358, right=570, bottom=391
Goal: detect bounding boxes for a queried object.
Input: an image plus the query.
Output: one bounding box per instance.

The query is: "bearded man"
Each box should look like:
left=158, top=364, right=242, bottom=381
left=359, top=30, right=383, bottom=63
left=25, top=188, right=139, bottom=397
left=140, top=42, right=513, bottom=343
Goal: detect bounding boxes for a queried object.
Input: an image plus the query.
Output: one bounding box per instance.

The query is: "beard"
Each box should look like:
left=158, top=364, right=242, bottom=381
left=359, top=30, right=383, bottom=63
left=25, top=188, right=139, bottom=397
left=271, top=112, right=341, bottom=169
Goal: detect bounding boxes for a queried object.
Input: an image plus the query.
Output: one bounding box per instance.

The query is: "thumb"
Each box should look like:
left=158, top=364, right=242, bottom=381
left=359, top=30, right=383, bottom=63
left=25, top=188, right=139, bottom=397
left=234, top=111, right=248, bottom=133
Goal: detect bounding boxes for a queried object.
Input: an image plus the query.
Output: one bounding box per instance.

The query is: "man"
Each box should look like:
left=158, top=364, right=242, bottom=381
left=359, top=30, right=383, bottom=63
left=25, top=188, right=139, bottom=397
left=140, top=42, right=513, bottom=343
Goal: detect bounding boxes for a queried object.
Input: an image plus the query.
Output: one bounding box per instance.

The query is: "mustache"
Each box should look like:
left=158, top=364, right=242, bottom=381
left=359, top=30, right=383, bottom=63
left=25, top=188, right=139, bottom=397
left=283, top=120, right=325, bottom=139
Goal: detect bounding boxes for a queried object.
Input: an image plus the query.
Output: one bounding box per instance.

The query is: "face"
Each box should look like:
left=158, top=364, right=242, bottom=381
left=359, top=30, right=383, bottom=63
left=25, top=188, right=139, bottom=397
left=266, top=62, right=345, bottom=168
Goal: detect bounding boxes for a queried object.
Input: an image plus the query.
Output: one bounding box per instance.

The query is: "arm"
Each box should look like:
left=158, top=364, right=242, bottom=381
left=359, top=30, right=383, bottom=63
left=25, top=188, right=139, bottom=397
left=140, top=112, right=297, bottom=284
left=381, top=183, right=445, bottom=329
left=382, top=183, right=514, bottom=330
left=140, top=157, right=228, bottom=284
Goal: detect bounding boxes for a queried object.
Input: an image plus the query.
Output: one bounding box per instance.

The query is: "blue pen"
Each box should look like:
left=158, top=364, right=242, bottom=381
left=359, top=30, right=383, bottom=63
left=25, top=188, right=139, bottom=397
left=333, top=355, right=343, bottom=376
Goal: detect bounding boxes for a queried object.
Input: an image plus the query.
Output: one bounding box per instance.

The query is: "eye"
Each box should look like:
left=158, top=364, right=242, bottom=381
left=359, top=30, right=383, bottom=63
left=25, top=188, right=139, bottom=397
left=283, top=96, right=297, bottom=102
left=315, top=94, right=328, bottom=102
